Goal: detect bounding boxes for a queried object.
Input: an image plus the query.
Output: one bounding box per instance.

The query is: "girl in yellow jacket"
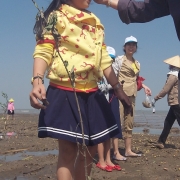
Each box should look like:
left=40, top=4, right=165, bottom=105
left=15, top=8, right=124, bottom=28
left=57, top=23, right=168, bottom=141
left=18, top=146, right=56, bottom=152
left=29, top=0, right=131, bottom=179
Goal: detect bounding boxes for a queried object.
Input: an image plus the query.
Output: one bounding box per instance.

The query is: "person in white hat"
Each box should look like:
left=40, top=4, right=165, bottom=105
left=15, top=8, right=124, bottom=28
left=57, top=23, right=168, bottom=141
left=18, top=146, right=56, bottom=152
left=7, top=98, right=15, bottom=120
left=113, top=36, right=152, bottom=157
left=151, top=55, right=180, bottom=149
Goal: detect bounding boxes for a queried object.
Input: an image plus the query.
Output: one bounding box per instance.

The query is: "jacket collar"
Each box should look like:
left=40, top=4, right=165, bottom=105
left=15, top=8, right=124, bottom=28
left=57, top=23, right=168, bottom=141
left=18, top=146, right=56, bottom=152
left=123, top=55, right=140, bottom=74
left=59, top=4, right=104, bottom=29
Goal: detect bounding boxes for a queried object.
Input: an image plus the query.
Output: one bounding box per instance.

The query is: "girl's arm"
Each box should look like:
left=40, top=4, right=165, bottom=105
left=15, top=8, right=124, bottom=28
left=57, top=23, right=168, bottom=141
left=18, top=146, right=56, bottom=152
left=30, top=58, right=48, bottom=109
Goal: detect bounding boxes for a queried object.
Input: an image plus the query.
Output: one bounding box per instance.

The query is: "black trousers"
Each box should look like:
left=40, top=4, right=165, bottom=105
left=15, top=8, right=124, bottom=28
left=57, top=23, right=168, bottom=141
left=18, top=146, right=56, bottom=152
left=158, top=105, right=180, bottom=144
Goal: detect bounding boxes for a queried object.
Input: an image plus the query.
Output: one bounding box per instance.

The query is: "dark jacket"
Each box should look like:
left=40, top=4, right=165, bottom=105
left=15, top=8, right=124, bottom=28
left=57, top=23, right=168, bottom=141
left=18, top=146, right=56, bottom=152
left=118, top=0, right=180, bottom=41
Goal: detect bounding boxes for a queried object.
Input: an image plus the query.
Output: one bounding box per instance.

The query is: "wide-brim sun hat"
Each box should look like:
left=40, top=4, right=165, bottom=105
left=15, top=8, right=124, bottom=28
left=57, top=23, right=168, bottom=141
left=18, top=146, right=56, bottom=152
left=124, top=36, right=138, bottom=45
left=164, top=55, right=180, bottom=68
left=106, top=46, right=116, bottom=59
left=9, top=98, right=14, bottom=102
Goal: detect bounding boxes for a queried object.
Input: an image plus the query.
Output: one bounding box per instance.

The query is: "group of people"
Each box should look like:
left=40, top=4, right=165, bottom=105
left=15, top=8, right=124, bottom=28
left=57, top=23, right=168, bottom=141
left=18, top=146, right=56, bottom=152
left=96, top=36, right=152, bottom=172
left=29, top=0, right=180, bottom=179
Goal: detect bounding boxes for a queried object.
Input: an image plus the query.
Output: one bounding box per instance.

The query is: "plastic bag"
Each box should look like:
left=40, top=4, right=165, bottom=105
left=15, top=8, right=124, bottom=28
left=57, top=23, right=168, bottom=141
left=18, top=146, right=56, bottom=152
left=142, top=94, right=152, bottom=108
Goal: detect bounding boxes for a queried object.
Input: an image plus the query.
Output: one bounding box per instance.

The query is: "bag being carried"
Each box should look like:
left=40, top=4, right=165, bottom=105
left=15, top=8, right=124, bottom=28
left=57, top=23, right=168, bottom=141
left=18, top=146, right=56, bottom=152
left=142, top=94, right=152, bottom=108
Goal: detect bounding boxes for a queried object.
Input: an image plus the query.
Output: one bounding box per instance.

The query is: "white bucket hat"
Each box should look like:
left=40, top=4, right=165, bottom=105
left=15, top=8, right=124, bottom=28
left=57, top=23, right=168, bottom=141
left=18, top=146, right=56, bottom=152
left=124, top=36, right=138, bottom=45
left=106, top=46, right=116, bottom=58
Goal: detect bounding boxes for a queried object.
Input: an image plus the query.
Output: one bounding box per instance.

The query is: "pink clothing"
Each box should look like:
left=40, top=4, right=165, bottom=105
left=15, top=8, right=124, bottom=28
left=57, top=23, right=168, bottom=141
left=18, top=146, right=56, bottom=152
left=7, top=102, right=15, bottom=111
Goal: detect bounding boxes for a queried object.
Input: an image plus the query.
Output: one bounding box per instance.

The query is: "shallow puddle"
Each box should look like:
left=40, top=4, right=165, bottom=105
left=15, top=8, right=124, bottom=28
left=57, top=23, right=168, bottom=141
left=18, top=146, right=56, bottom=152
left=0, top=149, right=58, bottom=162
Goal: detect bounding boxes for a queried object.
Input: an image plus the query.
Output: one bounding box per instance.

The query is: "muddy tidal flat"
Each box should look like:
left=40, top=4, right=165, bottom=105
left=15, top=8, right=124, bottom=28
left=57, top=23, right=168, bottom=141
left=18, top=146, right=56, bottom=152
left=0, top=113, right=180, bottom=180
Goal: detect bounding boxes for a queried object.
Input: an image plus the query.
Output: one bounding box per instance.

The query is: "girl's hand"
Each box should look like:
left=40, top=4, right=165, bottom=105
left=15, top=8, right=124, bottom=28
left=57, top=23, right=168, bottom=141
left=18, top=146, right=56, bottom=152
left=142, top=84, right=152, bottom=96
left=30, top=83, right=48, bottom=109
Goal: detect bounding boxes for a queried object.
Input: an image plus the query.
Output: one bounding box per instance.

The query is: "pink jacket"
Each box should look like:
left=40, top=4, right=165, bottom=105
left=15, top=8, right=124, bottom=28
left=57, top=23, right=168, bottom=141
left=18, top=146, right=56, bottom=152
left=7, top=102, right=15, bottom=111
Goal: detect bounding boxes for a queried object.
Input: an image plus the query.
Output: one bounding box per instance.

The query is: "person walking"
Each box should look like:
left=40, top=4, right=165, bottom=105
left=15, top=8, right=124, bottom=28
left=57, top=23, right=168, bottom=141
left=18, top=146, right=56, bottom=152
left=152, top=56, right=180, bottom=149
left=29, top=1, right=131, bottom=180
left=113, top=36, right=152, bottom=157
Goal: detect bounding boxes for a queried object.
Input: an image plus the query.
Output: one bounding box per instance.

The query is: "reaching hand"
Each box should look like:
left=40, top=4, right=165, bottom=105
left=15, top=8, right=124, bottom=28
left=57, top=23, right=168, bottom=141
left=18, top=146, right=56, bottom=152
left=151, top=98, right=156, bottom=107
left=29, top=84, right=49, bottom=109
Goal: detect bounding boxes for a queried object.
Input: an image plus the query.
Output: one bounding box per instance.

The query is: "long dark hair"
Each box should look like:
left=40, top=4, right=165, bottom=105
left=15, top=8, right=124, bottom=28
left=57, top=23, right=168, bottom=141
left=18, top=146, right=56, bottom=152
left=33, top=0, right=67, bottom=39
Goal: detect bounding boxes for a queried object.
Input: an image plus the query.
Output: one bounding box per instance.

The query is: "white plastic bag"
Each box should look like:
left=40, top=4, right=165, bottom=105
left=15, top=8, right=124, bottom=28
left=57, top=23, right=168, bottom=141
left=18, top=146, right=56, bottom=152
left=142, top=94, right=152, bottom=108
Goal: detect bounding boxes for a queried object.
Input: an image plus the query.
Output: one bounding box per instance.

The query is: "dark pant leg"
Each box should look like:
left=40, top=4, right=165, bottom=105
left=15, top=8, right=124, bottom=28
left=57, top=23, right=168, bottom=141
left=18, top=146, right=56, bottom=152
left=158, top=106, right=176, bottom=144
left=173, top=105, right=180, bottom=126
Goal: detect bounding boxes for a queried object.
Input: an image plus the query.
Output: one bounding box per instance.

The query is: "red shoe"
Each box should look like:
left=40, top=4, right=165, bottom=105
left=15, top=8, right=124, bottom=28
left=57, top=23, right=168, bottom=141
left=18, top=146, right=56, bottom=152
left=96, top=162, right=112, bottom=172
left=107, top=164, right=122, bottom=171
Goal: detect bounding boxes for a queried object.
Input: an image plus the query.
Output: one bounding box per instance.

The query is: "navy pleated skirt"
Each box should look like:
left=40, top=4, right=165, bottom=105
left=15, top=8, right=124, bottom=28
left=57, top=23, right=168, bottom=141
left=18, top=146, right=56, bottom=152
left=109, top=90, right=122, bottom=139
left=38, top=86, right=120, bottom=146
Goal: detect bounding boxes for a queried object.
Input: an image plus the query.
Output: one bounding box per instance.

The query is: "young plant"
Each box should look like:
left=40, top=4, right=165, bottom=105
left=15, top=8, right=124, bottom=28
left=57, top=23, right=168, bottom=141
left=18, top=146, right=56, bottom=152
left=0, top=92, right=8, bottom=130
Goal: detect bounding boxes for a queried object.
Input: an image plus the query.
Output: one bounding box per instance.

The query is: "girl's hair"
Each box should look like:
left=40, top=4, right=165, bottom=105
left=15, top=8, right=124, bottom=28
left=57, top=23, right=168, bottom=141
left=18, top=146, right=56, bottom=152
left=123, top=43, right=138, bottom=53
left=33, top=0, right=67, bottom=39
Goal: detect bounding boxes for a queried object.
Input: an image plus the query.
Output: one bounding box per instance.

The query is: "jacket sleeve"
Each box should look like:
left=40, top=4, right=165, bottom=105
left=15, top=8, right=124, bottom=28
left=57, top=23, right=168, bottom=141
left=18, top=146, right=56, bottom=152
left=112, top=58, right=119, bottom=76
left=33, top=11, right=65, bottom=65
left=112, top=56, right=124, bottom=76
left=97, top=82, right=106, bottom=92
left=154, top=75, right=177, bottom=101
left=118, top=0, right=169, bottom=24
left=100, top=44, right=112, bottom=70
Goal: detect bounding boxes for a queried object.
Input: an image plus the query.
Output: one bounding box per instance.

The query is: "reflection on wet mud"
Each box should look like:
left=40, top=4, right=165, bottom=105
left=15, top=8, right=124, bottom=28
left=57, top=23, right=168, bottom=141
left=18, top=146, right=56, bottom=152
left=133, top=111, right=180, bottom=135
left=0, top=149, right=58, bottom=162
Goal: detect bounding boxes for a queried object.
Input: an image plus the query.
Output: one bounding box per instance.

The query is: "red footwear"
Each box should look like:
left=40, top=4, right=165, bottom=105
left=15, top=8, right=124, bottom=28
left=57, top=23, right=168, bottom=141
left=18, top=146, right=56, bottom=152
left=96, top=163, right=112, bottom=172
left=107, top=164, right=122, bottom=171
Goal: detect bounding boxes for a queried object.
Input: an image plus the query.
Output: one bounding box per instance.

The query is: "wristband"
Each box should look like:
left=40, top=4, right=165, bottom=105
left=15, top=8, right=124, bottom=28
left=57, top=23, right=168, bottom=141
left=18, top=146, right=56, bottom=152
left=113, top=82, right=122, bottom=90
left=31, top=76, right=44, bottom=85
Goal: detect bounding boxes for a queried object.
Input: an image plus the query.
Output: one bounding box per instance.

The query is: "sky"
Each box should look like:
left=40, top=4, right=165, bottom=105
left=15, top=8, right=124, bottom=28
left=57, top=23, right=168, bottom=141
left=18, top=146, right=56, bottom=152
left=0, top=0, right=179, bottom=111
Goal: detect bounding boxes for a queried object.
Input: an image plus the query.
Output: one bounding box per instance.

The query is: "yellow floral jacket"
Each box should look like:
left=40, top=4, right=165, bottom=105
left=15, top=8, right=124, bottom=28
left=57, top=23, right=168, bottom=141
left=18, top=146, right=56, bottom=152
left=33, top=4, right=112, bottom=92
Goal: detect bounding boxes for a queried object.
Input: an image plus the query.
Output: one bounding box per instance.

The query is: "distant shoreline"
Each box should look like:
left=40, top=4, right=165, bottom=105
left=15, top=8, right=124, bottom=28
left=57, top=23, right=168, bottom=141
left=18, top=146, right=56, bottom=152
left=0, top=109, right=168, bottom=114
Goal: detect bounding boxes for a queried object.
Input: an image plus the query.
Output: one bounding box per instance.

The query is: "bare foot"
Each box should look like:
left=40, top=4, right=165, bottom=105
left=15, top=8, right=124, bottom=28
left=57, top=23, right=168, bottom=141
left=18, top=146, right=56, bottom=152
left=125, top=151, right=141, bottom=157
left=113, top=154, right=127, bottom=161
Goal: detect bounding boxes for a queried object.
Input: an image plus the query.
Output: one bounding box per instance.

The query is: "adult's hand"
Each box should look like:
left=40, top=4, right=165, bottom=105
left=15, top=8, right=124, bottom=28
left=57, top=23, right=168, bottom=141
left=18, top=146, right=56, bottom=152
left=142, top=84, right=152, bottom=96
left=29, top=84, right=49, bottom=109
left=93, top=0, right=118, bottom=9
left=93, top=0, right=107, bottom=5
